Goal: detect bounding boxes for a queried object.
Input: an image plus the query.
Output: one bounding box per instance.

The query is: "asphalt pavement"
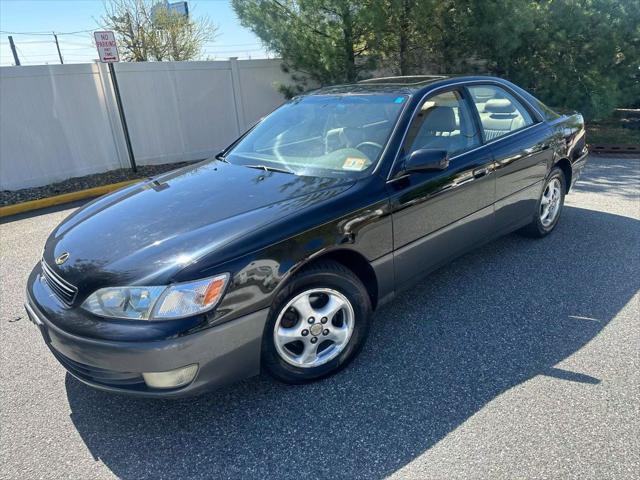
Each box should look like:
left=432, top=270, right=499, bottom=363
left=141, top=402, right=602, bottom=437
left=1, top=155, right=638, bottom=479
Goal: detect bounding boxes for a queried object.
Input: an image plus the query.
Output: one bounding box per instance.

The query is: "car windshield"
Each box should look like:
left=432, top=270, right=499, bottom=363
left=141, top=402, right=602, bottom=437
left=224, top=94, right=407, bottom=178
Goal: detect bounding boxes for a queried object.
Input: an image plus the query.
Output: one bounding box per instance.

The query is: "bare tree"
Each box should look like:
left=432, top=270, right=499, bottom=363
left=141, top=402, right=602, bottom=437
left=102, top=0, right=217, bottom=61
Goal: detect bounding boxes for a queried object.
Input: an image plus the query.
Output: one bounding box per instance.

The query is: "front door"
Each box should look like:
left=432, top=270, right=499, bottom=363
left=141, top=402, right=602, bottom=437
left=388, top=88, right=496, bottom=289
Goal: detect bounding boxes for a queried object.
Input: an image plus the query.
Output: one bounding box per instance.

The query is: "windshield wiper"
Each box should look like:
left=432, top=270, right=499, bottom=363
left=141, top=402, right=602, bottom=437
left=244, top=164, right=295, bottom=175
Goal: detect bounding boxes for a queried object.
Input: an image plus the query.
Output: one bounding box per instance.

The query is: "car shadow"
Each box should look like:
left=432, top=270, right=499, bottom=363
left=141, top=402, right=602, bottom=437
left=65, top=205, right=639, bottom=479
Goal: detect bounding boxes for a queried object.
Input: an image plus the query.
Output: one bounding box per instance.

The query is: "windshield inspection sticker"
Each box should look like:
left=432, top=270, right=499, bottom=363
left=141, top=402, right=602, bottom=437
left=343, top=157, right=367, bottom=171
left=394, top=96, right=405, bottom=103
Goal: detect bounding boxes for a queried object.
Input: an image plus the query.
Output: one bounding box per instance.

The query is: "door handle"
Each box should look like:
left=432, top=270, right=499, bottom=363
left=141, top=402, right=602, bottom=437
left=524, top=144, right=550, bottom=155
left=473, top=166, right=491, bottom=178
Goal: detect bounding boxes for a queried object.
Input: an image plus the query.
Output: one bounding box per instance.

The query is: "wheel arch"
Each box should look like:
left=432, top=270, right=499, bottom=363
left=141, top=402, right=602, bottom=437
left=283, top=248, right=380, bottom=311
left=555, top=157, right=572, bottom=192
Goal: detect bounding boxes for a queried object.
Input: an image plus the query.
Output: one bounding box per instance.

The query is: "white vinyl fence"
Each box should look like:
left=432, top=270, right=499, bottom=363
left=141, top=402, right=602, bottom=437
left=0, top=59, right=292, bottom=190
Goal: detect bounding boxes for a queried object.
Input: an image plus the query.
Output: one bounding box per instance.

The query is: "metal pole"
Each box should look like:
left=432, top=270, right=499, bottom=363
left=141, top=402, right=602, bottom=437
left=8, top=36, right=20, bottom=66
left=108, top=62, right=137, bottom=172
left=53, top=32, right=64, bottom=64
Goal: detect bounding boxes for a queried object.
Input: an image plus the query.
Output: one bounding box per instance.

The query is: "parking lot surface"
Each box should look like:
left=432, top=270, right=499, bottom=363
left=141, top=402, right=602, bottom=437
left=1, top=155, right=638, bottom=479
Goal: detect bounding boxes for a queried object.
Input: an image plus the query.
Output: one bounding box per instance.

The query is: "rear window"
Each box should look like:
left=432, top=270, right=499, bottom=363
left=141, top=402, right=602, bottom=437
left=468, top=85, right=535, bottom=141
left=511, top=85, right=560, bottom=121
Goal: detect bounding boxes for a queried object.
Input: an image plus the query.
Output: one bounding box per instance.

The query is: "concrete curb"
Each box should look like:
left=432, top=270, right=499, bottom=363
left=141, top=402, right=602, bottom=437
left=589, top=144, right=640, bottom=155
left=0, top=180, right=139, bottom=219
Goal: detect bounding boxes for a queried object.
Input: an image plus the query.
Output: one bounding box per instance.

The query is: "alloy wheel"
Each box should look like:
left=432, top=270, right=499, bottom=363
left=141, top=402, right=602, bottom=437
left=273, top=288, right=355, bottom=368
left=540, top=177, right=562, bottom=227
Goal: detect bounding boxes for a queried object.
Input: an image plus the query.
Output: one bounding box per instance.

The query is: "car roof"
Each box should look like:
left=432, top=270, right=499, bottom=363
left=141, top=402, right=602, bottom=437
left=309, top=75, right=511, bottom=97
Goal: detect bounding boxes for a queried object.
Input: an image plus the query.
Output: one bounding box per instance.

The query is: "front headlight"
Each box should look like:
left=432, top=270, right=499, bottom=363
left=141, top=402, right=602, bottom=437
left=81, top=274, right=229, bottom=320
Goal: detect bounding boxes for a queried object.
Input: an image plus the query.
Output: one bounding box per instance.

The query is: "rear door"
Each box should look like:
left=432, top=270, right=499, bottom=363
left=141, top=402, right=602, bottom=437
left=388, top=87, right=495, bottom=289
left=467, top=85, right=553, bottom=232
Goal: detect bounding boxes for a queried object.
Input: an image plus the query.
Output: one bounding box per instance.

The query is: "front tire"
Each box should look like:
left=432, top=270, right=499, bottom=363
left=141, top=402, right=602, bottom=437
left=262, top=260, right=372, bottom=384
left=520, top=167, right=566, bottom=238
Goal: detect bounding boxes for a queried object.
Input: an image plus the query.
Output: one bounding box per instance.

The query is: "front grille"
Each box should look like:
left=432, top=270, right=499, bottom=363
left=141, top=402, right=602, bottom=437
left=41, top=259, right=78, bottom=305
left=51, top=349, right=145, bottom=387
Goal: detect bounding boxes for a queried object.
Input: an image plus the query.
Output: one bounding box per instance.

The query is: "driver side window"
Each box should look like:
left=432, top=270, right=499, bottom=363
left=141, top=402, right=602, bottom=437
left=405, top=90, right=481, bottom=157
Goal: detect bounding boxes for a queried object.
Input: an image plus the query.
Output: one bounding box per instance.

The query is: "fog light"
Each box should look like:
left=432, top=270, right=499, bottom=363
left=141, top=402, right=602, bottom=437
left=142, top=364, right=198, bottom=389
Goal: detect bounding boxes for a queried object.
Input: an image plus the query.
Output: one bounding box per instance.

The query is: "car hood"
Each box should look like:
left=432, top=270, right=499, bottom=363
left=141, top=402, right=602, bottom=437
left=43, top=160, right=354, bottom=297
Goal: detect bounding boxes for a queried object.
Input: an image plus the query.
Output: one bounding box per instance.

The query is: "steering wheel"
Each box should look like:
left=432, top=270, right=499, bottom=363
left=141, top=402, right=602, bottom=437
left=356, top=141, right=383, bottom=158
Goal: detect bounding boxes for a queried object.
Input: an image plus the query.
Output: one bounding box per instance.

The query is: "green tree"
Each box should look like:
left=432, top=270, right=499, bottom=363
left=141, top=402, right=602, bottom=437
left=232, top=0, right=378, bottom=94
left=102, top=0, right=217, bottom=61
left=235, top=0, right=639, bottom=118
left=368, top=0, right=421, bottom=76
left=516, top=0, right=640, bottom=120
left=434, top=0, right=640, bottom=119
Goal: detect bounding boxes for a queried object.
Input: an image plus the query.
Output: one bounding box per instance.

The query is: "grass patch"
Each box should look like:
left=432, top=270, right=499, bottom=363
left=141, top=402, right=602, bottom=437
left=587, top=112, right=640, bottom=145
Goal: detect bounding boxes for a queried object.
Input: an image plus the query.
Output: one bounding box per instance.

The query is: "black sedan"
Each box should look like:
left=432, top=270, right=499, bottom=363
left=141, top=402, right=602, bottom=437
left=25, top=75, right=588, bottom=397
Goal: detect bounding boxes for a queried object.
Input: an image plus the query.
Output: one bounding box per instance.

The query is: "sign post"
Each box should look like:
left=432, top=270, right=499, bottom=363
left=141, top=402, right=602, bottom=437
left=94, top=31, right=137, bottom=173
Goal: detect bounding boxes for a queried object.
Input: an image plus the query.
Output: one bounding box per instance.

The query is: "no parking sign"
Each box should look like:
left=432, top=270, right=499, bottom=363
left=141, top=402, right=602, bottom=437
left=94, top=31, right=119, bottom=63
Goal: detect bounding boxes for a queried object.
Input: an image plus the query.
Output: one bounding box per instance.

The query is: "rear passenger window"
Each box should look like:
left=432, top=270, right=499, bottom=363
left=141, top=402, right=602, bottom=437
left=406, top=90, right=481, bottom=157
left=468, top=86, right=535, bottom=141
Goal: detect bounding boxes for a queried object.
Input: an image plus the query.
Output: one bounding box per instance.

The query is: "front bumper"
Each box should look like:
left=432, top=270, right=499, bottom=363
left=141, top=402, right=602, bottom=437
left=25, top=291, right=269, bottom=398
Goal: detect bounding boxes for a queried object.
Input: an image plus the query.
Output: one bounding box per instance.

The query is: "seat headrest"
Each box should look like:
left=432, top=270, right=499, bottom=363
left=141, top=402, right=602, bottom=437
left=424, top=106, right=456, bottom=132
left=484, top=98, right=516, bottom=114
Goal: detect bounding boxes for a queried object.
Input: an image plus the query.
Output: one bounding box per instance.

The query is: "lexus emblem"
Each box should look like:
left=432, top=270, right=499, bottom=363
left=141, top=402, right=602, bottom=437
left=55, top=252, right=70, bottom=265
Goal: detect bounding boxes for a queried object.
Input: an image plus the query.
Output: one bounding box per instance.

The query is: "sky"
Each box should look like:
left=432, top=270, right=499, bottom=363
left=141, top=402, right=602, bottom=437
left=0, top=0, right=269, bottom=66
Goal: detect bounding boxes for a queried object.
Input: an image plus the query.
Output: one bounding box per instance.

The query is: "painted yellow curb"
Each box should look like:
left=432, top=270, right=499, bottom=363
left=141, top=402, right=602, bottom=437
left=0, top=179, right=140, bottom=219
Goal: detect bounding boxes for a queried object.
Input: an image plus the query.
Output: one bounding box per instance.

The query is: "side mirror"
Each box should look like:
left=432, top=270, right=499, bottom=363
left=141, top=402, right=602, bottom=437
left=403, top=149, right=449, bottom=174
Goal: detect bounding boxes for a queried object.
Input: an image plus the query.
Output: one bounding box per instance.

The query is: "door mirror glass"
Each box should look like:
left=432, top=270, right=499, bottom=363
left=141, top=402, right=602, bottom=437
left=404, top=149, right=449, bottom=174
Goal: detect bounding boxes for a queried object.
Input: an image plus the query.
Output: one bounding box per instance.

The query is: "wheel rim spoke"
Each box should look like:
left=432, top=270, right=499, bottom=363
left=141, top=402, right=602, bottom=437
left=316, top=294, right=345, bottom=320
left=541, top=203, right=550, bottom=220
left=327, top=325, right=349, bottom=345
left=275, top=326, right=302, bottom=349
left=291, top=294, right=315, bottom=320
left=297, top=341, right=318, bottom=365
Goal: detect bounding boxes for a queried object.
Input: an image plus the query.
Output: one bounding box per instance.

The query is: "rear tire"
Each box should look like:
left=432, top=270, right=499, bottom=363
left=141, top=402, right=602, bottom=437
left=519, top=167, right=566, bottom=238
left=262, top=260, right=372, bottom=384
